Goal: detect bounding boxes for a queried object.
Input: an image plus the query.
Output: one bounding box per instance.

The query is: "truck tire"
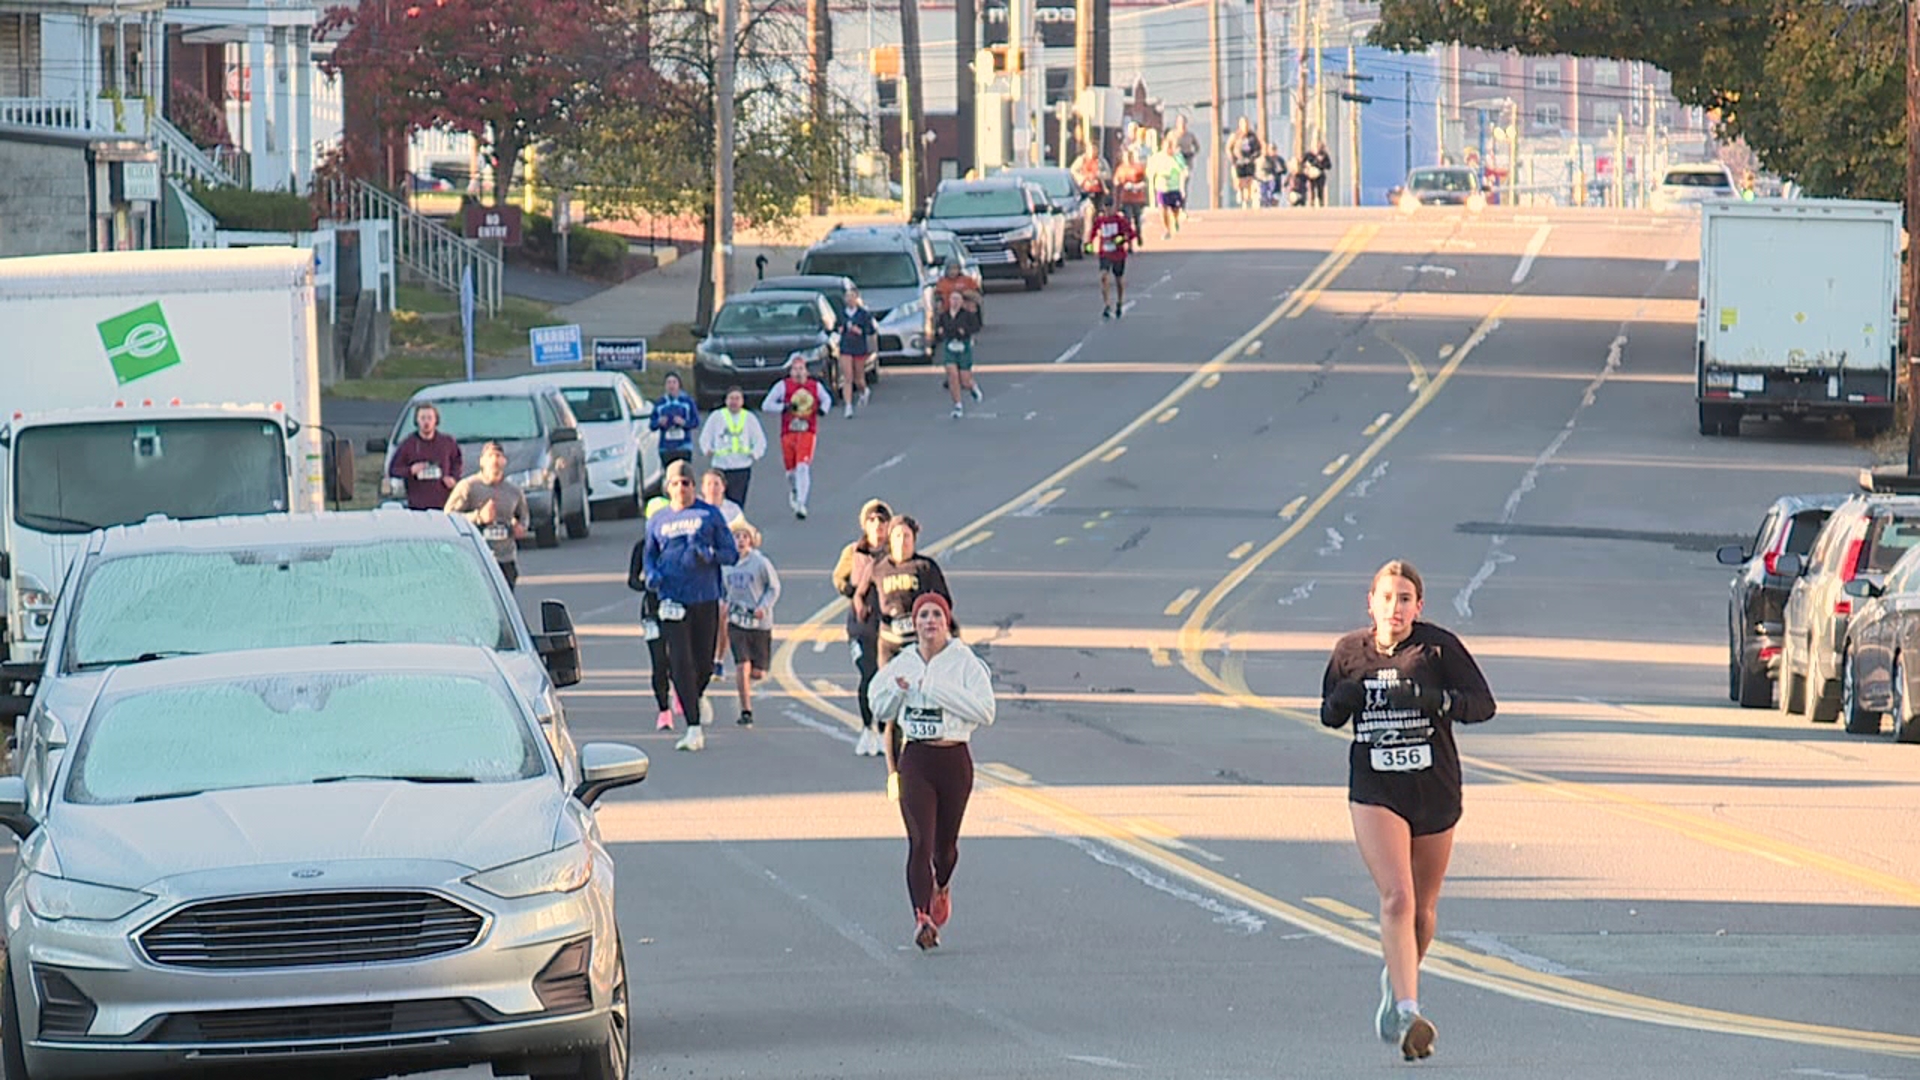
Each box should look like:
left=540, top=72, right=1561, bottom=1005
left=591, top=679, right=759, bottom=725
left=1841, top=652, right=1882, bottom=734
left=1855, top=410, right=1893, bottom=439
left=1698, top=403, right=1739, bottom=437
left=1024, top=265, right=1045, bottom=291
left=323, top=436, right=355, bottom=504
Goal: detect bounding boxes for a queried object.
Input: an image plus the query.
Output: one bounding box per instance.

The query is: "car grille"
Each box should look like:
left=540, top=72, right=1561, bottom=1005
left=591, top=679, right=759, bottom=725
left=139, top=891, right=485, bottom=970
left=958, top=232, right=1009, bottom=251
left=149, top=999, right=485, bottom=1044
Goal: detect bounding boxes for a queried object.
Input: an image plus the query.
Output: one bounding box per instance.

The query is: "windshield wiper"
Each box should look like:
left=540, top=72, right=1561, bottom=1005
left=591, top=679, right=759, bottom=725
left=16, top=511, right=105, bottom=532
left=311, top=774, right=481, bottom=785
left=130, top=789, right=205, bottom=803
left=77, top=650, right=201, bottom=670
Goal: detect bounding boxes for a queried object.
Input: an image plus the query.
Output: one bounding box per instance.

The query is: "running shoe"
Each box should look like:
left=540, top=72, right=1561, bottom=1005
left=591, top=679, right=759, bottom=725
left=737, top=709, right=753, bottom=727
left=713, top=658, right=725, bottom=679
left=914, top=913, right=940, bottom=951
left=855, top=728, right=876, bottom=756
left=969, top=383, right=983, bottom=403
left=1395, top=1007, right=1436, bottom=1061
left=951, top=403, right=964, bottom=419
left=796, top=503, right=808, bottom=520
left=1115, top=304, right=1125, bottom=320
left=656, top=709, right=674, bottom=732
left=859, top=387, right=871, bottom=407
left=1374, top=967, right=1395, bottom=1043
left=1102, top=306, right=1112, bottom=320
left=930, top=885, right=952, bottom=928
left=675, top=726, right=705, bottom=752
left=844, top=402, right=854, bottom=419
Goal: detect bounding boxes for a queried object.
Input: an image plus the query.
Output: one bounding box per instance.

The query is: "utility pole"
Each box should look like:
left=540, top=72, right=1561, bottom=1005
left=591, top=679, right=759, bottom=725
left=1009, top=0, right=1028, bottom=163
left=713, top=0, right=736, bottom=313
left=899, top=0, right=927, bottom=214
left=1434, top=85, right=1443, bottom=163
left=1208, top=0, right=1222, bottom=209
left=1403, top=70, right=1411, bottom=176
left=1292, top=0, right=1309, bottom=163
left=1253, top=0, right=1269, bottom=143
left=1340, top=40, right=1372, bottom=206
left=808, top=0, right=830, bottom=213
left=1906, top=0, right=1919, bottom=473
left=957, top=0, right=976, bottom=177
left=1076, top=0, right=1093, bottom=160
left=1312, top=13, right=1322, bottom=145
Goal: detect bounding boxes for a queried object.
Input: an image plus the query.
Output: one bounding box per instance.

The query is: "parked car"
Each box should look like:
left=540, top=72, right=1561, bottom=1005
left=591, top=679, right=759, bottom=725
left=1836, top=544, right=1920, bottom=739
left=998, top=166, right=1087, bottom=259
left=1014, top=178, right=1067, bottom=269
left=0, top=643, right=646, bottom=1080
left=920, top=178, right=1050, bottom=291
left=691, top=290, right=837, bottom=408
left=1389, top=167, right=1487, bottom=210
left=1716, top=493, right=1847, bottom=707
left=795, top=228, right=934, bottom=364
left=1776, top=477, right=1920, bottom=722
left=751, top=274, right=883, bottom=392
left=1652, top=162, right=1738, bottom=213
left=0, top=510, right=588, bottom=794
left=377, top=378, right=591, bottom=547
left=541, top=371, right=663, bottom=519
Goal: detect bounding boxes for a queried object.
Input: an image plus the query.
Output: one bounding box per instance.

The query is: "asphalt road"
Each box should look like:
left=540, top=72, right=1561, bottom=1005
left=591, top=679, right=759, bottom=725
left=486, top=207, right=1920, bottom=1079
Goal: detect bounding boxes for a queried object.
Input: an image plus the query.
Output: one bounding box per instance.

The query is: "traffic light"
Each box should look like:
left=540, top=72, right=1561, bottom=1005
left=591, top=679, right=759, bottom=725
left=870, top=44, right=901, bottom=78
left=980, top=45, right=1025, bottom=74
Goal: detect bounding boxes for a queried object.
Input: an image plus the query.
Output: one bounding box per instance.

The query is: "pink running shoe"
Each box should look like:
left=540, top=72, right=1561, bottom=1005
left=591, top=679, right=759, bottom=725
left=656, top=709, right=674, bottom=731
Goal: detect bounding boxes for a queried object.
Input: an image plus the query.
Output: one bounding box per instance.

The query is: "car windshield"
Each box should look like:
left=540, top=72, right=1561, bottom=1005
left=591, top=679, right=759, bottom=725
left=798, top=253, right=921, bottom=290
left=1663, top=169, right=1731, bottom=188
left=13, top=419, right=289, bottom=535
left=930, top=187, right=1028, bottom=218
left=559, top=386, right=622, bottom=424
left=65, top=671, right=545, bottom=805
left=401, top=397, right=539, bottom=442
left=67, top=540, right=518, bottom=671
left=1007, top=171, right=1077, bottom=198
left=711, top=300, right=823, bottom=335
left=1409, top=170, right=1475, bottom=192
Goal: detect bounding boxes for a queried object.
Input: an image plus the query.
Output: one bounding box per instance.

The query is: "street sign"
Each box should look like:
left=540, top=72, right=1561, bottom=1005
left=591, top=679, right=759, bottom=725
left=530, top=323, right=584, bottom=367
left=592, top=338, right=648, bottom=372
left=464, top=204, right=523, bottom=245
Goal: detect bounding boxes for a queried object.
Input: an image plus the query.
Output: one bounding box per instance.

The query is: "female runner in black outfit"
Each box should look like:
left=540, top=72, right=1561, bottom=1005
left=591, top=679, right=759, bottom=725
left=1320, top=560, right=1495, bottom=1062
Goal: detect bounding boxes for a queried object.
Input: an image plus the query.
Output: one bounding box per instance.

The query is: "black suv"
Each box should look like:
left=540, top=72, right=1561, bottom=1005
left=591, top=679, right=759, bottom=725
left=1717, top=493, right=1845, bottom=707
left=921, top=178, right=1049, bottom=291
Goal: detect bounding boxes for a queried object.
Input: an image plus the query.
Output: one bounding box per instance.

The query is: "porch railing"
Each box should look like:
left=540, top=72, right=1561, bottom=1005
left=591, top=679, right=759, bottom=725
left=329, top=179, right=500, bottom=316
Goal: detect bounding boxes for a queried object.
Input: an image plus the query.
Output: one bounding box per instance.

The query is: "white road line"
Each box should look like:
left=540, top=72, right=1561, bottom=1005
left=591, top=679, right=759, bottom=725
left=1512, top=224, right=1553, bottom=285
left=856, top=452, right=907, bottom=481
left=1053, top=833, right=1265, bottom=934
left=1052, top=341, right=1086, bottom=364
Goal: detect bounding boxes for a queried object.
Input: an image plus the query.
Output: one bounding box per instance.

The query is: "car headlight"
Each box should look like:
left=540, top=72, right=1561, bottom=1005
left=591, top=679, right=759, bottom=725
left=893, top=298, right=923, bottom=320
left=585, top=444, right=622, bottom=464
left=696, top=343, right=734, bottom=369
left=465, top=842, right=594, bottom=899
left=509, top=468, right=550, bottom=490
left=25, top=873, right=154, bottom=922
left=1006, top=226, right=1036, bottom=242
left=15, top=572, right=54, bottom=638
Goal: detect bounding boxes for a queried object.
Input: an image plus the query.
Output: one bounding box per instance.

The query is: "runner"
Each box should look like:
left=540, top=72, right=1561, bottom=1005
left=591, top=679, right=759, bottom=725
left=1070, top=131, right=1112, bottom=247
left=833, top=498, right=894, bottom=756
left=651, top=372, right=700, bottom=470
left=760, top=354, right=832, bottom=520
left=697, top=385, right=767, bottom=507
left=933, top=290, right=983, bottom=419
left=628, top=495, right=681, bottom=732
left=699, top=468, right=745, bottom=679
left=838, top=289, right=879, bottom=417
left=1111, top=149, right=1150, bottom=247
left=871, top=591, right=996, bottom=951
left=1305, top=139, right=1333, bottom=207
left=855, top=515, right=952, bottom=671
left=634, top=459, right=740, bottom=752
left=1167, top=115, right=1201, bottom=210
left=1319, top=559, right=1496, bottom=1062
left=1227, top=117, right=1261, bottom=208
left=1091, top=195, right=1139, bottom=321
left=722, top=520, right=780, bottom=728
left=1147, top=143, right=1187, bottom=240
left=443, top=441, right=529, bottom=590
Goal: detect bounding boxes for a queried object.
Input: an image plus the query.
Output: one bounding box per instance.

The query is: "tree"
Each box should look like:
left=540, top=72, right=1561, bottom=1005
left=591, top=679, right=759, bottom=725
left=318, top=0, right=651, bottom=202
left=545, top=0, right=858, bottom=325
left=1369, top=0, right=1903, bottom=200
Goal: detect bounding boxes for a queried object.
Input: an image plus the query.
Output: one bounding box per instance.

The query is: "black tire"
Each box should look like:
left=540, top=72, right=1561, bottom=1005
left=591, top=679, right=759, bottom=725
left=563, top=485, right=591, bottom=540
left=1736, top=655, right=1771, bottom=709
left=1808, top=649, right=1841, bottom=723
left=534, top=494, right=561, bottom=549
left=1024, top=267, right=1045, bottom=291
left=1726, top=616, right=1742, bottom=702
left=1779, top=641, right=1806, bottom=716
left=1856, top=411, right=1893, bottom=439
left=1697, top=403, right=1717, bottom=437
left=1893, top=656, right=1919, bottom=743
left=3, top=955, right=30, bottom=1080
left=1841, top=651, right=1883, bottom=734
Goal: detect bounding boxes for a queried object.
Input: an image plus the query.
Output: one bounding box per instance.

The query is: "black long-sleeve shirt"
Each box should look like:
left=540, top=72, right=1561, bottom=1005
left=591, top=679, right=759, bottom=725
left=1320, top=622, right=1495, bottom=815
left=855, top=553, right=952, bottom=643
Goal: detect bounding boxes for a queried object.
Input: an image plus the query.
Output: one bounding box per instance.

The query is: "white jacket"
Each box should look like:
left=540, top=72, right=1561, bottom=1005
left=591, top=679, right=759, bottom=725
left=870, top=640, right=996, bottom=743
left=697, top=407, right=767, bottom=471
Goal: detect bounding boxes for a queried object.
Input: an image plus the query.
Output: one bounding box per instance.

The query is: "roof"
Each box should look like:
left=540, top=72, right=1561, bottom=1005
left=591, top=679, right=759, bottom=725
left=89, top=507, right=475, bottom=558
left=723, top=289, right=827, bottom=305
left=529, top=370, right=633, bottom=389
left=937, top=177, right=1023, bottom=190
left=754, top=275, right=856, bottom=291
left=407, top=377, right=562, bottom=402
left=97, top=643, right=508, bottom=697
left=809, top=227, right=920, bottom=252
left=1769, top=493, right=1852, bottom=514
left=0, top=246, right=314, bottom=298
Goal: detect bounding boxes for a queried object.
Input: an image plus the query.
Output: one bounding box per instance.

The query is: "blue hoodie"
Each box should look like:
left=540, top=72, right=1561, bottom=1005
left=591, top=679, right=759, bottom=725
left=636, top=499, right=739, bottom=605
left=651, top=393, right=700, bottom=455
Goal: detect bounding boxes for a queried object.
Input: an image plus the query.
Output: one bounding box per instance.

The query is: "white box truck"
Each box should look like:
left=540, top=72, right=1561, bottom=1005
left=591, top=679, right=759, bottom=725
left=1696, top=198, right=1902, bottom=437
left=0, top=247, right=324, bottom=662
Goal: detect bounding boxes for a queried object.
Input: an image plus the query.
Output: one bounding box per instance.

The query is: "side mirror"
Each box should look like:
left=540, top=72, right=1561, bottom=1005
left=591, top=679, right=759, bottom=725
left=1774, top=552, right=1806, bottom=578
left=550, top=427, right=579, bottom=444
left=0, top=776, right=35, bottom=838
left=1843, top=578, right=1883, bottom=599
left=535, top=599, right=582, bottom=688
left=692, top=323, right=709, bottom=338
left=573, top=742, right=649, bottom=806
left=1715, top=544, right=1748, bottom=566
left=0, top=550, right=8, bottom=580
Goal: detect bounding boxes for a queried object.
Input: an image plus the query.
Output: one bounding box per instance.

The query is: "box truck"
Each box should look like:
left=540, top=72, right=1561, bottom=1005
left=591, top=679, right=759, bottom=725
left=0, top=247, right=323, bottom=662
left=1696, top=199, right=1902, bottom=437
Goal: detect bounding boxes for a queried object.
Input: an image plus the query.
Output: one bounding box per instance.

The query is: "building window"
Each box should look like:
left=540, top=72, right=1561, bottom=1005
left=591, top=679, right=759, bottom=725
left=1472, top=65, right=1498, bottom=88
left=1593, top=101, right=1621, bottom=124
left=1594, top=61, right=1621, bottom=87
left=1533, top=102, right=1562, bottom=129
left=98, top=24, right=144, bottom=95
left=1, top=13, right=43, bottom=96
left=1532, top=65, right=1560, bottom=90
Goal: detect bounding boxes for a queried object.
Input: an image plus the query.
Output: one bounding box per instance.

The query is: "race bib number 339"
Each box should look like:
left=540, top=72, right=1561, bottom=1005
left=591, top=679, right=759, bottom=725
left=1369, top=744, right=1432, bottom=772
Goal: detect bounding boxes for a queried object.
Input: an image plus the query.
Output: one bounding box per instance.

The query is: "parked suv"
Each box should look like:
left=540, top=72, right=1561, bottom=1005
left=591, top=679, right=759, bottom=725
left=1716, top=493, right=1846, bottom=707
left=1776, top=476, right=1920, bottom=722
left=921, top=178, right=1050, bottom=291
left=377, top=378, right=591, bottom=547
left=795, top=228, right=934, bottom=364
left=1000, top=166, right=1087, bottom=259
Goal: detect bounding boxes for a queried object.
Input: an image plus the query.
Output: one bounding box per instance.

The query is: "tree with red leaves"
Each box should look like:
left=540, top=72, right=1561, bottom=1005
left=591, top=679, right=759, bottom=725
left=318, top=0, right=650, bottom=202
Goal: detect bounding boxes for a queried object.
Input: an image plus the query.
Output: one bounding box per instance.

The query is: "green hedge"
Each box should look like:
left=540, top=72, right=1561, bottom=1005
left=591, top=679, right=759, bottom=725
left=521, top=212, right=632, bottom=281
left=191, top=185, right=316, bottom=231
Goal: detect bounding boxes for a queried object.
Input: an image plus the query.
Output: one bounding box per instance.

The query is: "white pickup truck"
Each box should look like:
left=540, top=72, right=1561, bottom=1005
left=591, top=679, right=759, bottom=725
left=0, top=247, right=324, bottom=662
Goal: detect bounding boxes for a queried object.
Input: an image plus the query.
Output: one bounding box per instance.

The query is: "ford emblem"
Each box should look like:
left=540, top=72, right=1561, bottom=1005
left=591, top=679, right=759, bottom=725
left=291, top=868, right=324, bottom=879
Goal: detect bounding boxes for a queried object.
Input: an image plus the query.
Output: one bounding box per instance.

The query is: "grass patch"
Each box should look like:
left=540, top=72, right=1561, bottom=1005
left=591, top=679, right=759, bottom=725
left=395, top=284, right=457, bottom=315
left=651, top=323, right=700, bottom=352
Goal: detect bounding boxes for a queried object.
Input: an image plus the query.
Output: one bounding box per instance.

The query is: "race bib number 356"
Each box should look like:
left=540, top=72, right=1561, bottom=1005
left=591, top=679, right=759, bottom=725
left=1369, top=744, right=1433, bottom=772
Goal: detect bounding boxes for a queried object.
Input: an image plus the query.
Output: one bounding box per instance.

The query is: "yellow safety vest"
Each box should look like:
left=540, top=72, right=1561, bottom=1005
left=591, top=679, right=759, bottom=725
left=722, top=409, right=750, bottom=456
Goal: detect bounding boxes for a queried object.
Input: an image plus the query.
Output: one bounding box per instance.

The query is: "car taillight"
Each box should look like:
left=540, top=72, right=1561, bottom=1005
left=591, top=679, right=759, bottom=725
left=1839, top=537, right=1866, bottom=584
left=1835, top=598, right=1853, bottom=616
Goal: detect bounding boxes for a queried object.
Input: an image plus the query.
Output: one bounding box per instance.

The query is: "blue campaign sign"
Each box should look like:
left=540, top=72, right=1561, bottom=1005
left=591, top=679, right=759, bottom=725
left=592, top=338, right=648, bottom=372
left=530, top=323, right=584, bottom=367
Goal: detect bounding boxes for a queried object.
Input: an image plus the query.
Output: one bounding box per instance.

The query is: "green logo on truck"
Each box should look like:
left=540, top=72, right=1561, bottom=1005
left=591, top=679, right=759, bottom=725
left=97, top=302, right=181, bottom=384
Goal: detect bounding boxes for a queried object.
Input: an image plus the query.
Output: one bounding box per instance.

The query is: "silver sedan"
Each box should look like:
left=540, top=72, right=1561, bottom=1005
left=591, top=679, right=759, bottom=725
left=0, top=644, right=647, bottom=1080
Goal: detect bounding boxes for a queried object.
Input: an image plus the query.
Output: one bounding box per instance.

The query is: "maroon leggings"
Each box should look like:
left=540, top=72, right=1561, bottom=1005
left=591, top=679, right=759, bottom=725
left=897, top=740, right=973, bottom=915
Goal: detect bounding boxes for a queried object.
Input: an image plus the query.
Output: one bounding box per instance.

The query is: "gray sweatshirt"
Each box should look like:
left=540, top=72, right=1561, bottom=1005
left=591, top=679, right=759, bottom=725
left=723, top=549, right=782, bottom=629
left=445, top=475, right=531, bottom=564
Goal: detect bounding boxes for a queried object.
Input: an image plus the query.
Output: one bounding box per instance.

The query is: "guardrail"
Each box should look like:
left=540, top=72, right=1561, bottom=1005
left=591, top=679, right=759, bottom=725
left=0, top=96, right=85, bottom=130
left=330, top=179, right=500, bottom=317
